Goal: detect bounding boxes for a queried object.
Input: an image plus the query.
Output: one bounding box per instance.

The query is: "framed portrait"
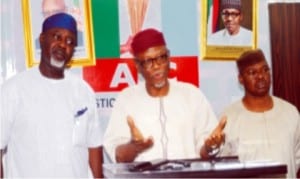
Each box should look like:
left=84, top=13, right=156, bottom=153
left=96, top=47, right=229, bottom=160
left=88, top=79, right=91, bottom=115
left=200, top=0, right=258, bottom=60
left=21, top=0, right=95, bottom=68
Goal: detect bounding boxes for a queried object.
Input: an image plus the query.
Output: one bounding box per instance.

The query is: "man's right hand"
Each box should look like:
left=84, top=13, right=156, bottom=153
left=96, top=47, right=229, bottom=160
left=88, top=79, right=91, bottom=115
left=127, top=115, right=154, bottom=151
left=115, top=116, right=153, bottom=163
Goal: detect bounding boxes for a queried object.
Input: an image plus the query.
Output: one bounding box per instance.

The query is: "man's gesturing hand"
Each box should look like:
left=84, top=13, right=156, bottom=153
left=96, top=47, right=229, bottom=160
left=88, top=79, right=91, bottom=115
left=203, top=116, right=227, bottom=157
left=115, top=116, right=154, bottom=162
left=127, top=115, right=153, bottom=150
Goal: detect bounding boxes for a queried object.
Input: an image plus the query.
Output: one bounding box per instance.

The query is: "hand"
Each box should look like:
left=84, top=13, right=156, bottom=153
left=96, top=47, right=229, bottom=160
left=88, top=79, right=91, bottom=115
left=116, top=116, right=154, bottom=162
left=120, top=35, right=133, bottom=54
left=127, top=116, right=153, bottom=150
left=127, top=115, right=144, bottom=142
left=204, top=116, right=227, bottom=152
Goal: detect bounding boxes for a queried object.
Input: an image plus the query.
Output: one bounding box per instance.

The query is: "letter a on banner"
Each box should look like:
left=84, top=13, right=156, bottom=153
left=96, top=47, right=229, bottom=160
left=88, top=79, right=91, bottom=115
left=110, top=63, right=136, bottom=88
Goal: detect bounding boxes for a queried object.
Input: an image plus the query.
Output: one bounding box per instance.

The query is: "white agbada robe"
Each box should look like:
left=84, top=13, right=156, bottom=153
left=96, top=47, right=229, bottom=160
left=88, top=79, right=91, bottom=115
left=220, top=96, right=300, bottom=178
left=0, top=67, right=103, bottom=178
left=207, top=26, right=252, bottom=46
left=103, top=80, right=218, bottom=162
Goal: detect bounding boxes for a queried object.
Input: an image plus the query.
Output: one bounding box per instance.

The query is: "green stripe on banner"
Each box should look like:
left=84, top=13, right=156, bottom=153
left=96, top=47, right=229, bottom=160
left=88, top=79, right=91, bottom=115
left=207, top=0, right=213, bottom=23
left=91, top=0, right=120, bottom=58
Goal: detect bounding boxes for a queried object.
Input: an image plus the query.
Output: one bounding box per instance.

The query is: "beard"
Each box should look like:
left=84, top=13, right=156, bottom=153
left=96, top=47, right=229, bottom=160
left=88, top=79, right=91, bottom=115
left=154, top=80, right=166, bottom=88
left=50, top=56, right=65, bottom=69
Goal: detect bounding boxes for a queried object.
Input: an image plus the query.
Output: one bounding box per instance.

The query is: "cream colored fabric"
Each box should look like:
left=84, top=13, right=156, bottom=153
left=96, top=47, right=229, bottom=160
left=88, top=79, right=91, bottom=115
left=220, top=96, right=300, bottom=178
left=103, top=80, right=218, bottom=162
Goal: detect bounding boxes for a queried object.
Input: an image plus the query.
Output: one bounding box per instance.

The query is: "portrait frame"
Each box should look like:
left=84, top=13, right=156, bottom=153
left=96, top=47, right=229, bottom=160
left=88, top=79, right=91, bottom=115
left=200, top=0, right=258, bottom=60
left=21, top=0, right=95, bottom=68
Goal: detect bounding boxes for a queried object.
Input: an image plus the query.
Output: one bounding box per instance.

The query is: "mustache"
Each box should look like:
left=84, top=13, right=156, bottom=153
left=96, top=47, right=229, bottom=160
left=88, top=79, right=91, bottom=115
left=51, top=46, right=67, bottom=59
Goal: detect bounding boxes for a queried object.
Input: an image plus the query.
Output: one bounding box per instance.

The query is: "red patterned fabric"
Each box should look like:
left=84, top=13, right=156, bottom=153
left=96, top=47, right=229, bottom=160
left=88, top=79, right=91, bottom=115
left=131, top=28, right=166, bottom=55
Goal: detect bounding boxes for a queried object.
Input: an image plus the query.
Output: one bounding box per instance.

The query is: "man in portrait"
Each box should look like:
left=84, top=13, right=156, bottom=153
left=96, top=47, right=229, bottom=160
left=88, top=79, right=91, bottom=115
left=207, top=0, right=252, bottom=46
left=35, top=0, right=84, bottom=49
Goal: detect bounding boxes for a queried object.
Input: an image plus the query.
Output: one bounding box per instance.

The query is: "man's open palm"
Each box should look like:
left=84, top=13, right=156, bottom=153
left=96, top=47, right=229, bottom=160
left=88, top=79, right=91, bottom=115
left=127, top=116, right=145, bottom=142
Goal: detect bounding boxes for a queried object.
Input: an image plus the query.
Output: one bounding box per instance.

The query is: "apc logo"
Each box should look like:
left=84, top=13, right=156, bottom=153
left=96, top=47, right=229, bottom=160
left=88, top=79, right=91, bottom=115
left=83, top=56, right=199, bottom=92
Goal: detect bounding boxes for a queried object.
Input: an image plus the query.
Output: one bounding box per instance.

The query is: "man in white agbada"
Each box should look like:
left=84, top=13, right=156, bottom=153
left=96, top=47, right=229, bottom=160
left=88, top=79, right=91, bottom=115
left=103, top=28, right=227, bottom=163
left=0, top=13, right=103, bottom=178
left=207, top=0, right=252, bottom=46
left=219, top=49, right=300, bottom=178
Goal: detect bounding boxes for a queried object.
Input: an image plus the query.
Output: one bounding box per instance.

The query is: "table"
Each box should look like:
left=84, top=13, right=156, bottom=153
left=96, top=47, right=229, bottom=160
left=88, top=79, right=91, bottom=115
left=103, top=156, right=287, bottom=178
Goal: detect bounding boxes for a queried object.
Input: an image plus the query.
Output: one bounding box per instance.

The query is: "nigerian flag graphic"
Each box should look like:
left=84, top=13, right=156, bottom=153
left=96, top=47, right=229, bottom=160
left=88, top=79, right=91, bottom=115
left=207, top=0, right=221, bottom=36
left=91, top=0, right=199, bottom=59
left=84, top=0, right=200, bottom=92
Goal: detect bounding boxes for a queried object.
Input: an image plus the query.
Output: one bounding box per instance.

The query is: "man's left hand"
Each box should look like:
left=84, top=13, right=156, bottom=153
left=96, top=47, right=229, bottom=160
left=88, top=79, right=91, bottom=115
left=204, top=116, right=227, bottom=153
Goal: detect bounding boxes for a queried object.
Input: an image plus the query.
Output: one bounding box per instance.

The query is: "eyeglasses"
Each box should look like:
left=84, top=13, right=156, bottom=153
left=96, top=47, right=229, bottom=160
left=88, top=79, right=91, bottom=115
left=222, top=12, right=241, bottom=18
left=135, top=50, right=170, bottom=69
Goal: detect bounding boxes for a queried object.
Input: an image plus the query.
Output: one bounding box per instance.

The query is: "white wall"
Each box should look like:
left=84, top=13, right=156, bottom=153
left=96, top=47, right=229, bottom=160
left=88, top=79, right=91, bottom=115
left=0, top=0, right=273, bottom=117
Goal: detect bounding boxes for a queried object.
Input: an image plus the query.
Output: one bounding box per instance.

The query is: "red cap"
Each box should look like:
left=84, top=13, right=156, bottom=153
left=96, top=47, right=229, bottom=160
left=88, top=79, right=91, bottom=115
left=131, top=28, right=166, bottom=55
